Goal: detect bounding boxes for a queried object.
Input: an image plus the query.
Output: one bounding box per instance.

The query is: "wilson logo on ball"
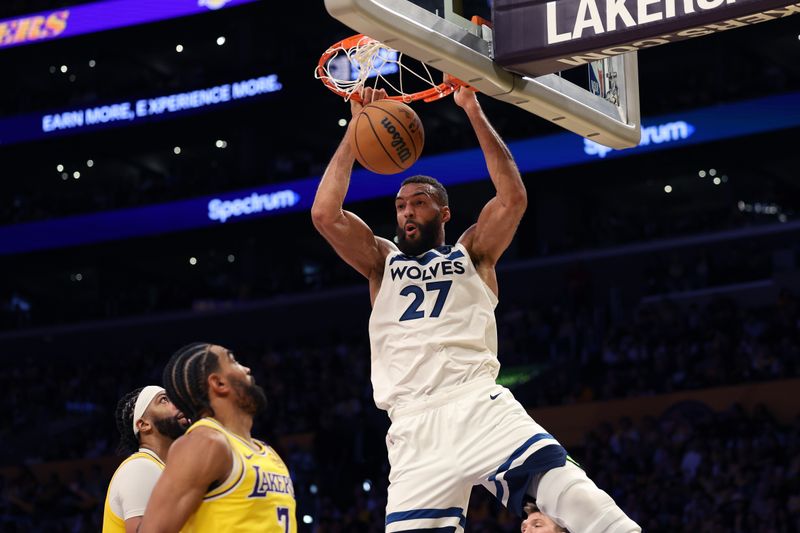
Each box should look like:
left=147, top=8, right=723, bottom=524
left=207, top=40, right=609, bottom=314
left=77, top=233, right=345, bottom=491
left=380, top=117, right=412, bottom=163
left=351, top=100, right=425, bottom=175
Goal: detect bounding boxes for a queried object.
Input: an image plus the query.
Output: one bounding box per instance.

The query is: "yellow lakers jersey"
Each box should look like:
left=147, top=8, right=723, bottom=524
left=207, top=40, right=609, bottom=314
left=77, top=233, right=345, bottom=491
left=102, top=449, right=165, bottom=533
left=182, top=418, right=297, bottom=533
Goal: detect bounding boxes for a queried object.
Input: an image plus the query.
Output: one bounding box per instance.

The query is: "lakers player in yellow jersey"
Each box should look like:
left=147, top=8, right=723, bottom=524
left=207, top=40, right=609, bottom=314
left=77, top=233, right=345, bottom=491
left=141, top=343, right=296, bottom=533
left=103, top=385, right=188, bottom=533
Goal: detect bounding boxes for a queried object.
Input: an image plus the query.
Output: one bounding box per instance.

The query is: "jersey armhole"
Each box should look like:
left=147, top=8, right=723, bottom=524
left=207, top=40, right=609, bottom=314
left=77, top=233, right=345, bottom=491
left=204, top=442, right=245, bottom=501
left=455, top=242, right=499, bottom=306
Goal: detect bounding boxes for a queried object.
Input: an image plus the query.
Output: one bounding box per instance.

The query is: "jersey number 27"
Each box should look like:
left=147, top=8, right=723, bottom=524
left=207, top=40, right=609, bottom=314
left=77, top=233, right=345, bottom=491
left=399, top=281, right=452, bottom=321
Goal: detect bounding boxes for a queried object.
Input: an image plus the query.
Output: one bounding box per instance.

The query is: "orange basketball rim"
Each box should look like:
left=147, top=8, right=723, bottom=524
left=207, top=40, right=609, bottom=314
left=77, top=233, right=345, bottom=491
left=316, top=34, right=473, bottom=104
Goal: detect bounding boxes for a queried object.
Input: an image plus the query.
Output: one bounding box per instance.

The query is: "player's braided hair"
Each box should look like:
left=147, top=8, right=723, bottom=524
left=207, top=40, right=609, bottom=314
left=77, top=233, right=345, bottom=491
left=162, top=342, right=219, bottom=423
left=401, top=175, right=449, bottom=207
left=114, top=387, right=144, bottom=456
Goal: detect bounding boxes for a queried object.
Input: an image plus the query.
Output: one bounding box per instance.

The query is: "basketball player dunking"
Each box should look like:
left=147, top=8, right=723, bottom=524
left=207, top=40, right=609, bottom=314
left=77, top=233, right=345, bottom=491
left=312, top=86, right=642, bottom=532
left=140, top=343, right=296, bottom=533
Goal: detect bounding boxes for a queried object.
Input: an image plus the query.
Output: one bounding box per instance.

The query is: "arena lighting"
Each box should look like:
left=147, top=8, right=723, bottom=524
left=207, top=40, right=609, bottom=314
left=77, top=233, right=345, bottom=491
left=88, top=59, right=96, bottom=67
left=664, top=185, right=673, bottom=194
left=189, top=257, right=197, bottom=265
left=0, top=73, right=283, bottom=144
left=0, top=0, right=260, bottom=51
left=338, top=118, right=348, bottom=127
left=709, top=168, right=717, bottom=176
left=207, top=190, right=301, bottom=223
left=175, top=44, right=184, bottom=53
left=60, top=65, right=68, bottom=73
left=583, top=120, right=695, bottom=158
left=56, top=164, right=64, bottom=172
left=713, top=177, right=722, bottom=185
left=699, top=170, right=707, bottom=177
left=2, top=91, right=799, bottom=256
left=216, top=36, right=226, bottom=46
left=86, top=159, right=94, bottom=167
left=173, top=146, right=181, bottom=155
left=73, top=171, right=80, bottom=179
left=227, top=254, right=235, bottom=263
left=303, top=516, right=313, bottom=524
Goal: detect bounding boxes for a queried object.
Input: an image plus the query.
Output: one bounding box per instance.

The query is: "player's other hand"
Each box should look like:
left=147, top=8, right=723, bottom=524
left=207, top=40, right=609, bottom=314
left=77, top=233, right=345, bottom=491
left=350, top=87, right=388, bottom=117
left=446, top=74, right=478, bottom=110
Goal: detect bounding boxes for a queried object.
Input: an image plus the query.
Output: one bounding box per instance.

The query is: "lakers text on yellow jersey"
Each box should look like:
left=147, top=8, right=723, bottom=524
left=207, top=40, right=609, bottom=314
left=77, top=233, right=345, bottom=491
left=182, top=418, right=297, bottom=533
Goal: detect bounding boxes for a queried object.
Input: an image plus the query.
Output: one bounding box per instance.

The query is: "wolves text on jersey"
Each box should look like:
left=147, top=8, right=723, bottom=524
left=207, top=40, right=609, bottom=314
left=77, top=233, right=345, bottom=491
left=390, top=260, right=466, bottom=282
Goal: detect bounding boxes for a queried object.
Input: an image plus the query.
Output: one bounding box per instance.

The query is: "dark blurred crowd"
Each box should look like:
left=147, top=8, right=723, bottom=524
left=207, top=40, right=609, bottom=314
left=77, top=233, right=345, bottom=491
left=512, top=289, right=799, bottom=407
left=2, top=208, right=794, bottom=333
left=1, top=286, right=798, bottom=531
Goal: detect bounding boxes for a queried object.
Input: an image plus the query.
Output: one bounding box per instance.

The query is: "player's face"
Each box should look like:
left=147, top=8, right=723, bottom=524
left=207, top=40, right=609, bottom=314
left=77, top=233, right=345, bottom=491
left=147, top=392, right=189, bottom=440
left=394, top=183, right=449, bottom=256
left=213, top=345, right=268, bottom=417
left=521, top=511, right=561, bottom=533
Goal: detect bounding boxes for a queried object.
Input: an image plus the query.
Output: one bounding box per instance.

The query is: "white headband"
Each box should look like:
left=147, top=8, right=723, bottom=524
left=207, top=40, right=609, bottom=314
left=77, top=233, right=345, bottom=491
left=132, top=386, right=165, bottom=436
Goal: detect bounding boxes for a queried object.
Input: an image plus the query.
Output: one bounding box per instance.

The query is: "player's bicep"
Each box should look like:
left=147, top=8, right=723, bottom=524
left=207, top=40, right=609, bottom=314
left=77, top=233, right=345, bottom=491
left=314, top=209, right=389, bottom=278
left=140, top=431, right=230, bottom=533
left=460, top=196, right=525, bottom=265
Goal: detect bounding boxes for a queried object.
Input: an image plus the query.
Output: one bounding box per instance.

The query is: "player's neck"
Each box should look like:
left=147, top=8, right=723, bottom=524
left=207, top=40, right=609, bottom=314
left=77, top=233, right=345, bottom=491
left=211, top=404, right=255, bottom=445
left=139, top=435, right=171, bottom=463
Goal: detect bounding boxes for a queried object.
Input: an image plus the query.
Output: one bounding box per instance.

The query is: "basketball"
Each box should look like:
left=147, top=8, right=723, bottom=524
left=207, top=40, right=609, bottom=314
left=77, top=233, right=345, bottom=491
left=350, top=99, right=425, bottom=175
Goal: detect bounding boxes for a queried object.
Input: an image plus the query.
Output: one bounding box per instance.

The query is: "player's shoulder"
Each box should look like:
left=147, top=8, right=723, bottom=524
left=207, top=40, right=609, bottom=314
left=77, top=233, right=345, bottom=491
left=456, top=223, right=477, bottom=249
left=166, top=426, right=233, bottom=483
left=110, top=453, right=163, bottom=489
left=114, top=455, right=155, bottom=474
left=173, top=424, right=231, bottom=458
left=376, top=236, right=399, bottom=256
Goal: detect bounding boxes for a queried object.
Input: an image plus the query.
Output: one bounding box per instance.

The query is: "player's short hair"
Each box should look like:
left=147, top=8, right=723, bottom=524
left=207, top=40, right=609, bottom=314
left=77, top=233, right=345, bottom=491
left=401, top=175, right=449, bottom=207
left=523, top=502, right=569, bottom=532
left=162, top=342, right=220, bottom=423
left=114, top=387, right=144, bottom=456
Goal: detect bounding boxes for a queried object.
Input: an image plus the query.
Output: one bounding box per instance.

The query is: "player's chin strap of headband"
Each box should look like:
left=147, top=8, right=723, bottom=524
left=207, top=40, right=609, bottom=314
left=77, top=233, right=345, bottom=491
left=132, top=385, right=165, bottom=436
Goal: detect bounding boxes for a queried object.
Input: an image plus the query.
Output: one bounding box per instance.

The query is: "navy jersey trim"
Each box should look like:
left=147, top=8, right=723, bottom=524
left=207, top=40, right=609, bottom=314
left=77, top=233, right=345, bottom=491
left=386, top=507, right=466, bottom=529
left=389, top=247, right=464, bottom=265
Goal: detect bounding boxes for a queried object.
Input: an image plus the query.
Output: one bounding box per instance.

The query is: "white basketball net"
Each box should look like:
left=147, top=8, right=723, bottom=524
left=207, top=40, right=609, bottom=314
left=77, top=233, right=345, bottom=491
left=316, top=36, right=444, bottom=102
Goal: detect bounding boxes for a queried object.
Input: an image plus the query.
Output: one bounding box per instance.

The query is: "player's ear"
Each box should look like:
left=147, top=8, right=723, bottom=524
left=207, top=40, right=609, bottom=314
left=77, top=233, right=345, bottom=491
left=137, top=418, right=151, bottom=436
left=441, top=206, right=451, bottom=224
left=207, top=372, right=226, bottom=394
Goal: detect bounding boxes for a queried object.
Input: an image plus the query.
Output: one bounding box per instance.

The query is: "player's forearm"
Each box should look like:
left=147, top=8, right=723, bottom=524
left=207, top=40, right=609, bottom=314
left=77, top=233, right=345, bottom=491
left=312, top=136, right=356, bottom=225
left=463, top=103, right=526, bottom=207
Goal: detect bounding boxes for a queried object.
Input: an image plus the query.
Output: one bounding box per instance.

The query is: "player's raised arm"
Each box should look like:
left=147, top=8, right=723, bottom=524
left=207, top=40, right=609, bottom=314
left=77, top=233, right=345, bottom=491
left=139, top=428, right=230, bottom=533
left=311, top=87, right=395, bottom=280
left=454, top=86, right=527, bottom=269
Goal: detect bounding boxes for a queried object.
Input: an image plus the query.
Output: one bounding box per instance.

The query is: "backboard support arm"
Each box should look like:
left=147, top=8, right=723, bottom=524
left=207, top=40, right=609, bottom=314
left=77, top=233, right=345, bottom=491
left=325, top=0, right=641, bottom=149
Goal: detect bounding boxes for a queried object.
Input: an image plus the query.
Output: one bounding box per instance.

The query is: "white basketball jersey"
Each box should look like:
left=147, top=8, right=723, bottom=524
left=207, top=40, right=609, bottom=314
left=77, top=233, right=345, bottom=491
left=368, top=242, right=500, bottom=412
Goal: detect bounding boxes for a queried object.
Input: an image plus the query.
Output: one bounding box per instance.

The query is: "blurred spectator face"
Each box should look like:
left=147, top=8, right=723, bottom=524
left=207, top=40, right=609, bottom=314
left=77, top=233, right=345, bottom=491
left=521, top=510, right=566, bottom=533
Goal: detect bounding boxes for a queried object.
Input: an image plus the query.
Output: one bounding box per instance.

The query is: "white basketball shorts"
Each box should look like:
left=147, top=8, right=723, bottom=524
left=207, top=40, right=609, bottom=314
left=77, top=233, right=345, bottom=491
left=384, top=377, right=567, bottom=532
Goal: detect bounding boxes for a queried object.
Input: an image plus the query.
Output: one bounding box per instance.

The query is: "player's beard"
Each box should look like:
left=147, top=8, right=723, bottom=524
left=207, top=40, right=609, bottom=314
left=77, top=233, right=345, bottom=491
left=153, top=413, right=188, bottom=440
left=231, top=374, right=268, bottom=417
left=395, top=216, right=441, bottom=256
